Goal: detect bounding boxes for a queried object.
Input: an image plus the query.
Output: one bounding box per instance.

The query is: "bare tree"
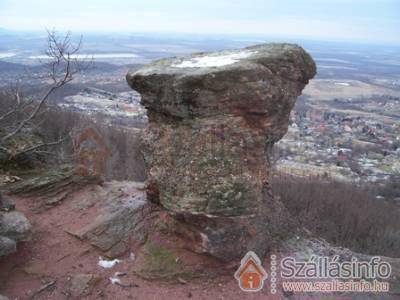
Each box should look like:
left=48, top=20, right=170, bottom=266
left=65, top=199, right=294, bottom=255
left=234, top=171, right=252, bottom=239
left=0, top=30, right=91, bottom=161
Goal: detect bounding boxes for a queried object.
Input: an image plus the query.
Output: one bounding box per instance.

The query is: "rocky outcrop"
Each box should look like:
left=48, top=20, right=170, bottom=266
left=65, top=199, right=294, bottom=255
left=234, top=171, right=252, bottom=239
left=66, top=181, right=157, bottom=258
left=127, top=43, right=316, bottom=261
left=0, top=193, right=31, bottom=257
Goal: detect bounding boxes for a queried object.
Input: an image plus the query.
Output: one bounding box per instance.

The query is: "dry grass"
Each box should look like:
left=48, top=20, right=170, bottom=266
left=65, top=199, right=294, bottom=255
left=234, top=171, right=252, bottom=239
left=37, top=107, right=146, bottom=182
left=272, top=174, right=400, bottom=257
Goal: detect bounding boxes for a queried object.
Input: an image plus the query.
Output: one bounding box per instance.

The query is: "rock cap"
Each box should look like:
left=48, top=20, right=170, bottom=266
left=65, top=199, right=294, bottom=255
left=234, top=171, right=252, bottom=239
left=127, top=43, right=316, bottom=119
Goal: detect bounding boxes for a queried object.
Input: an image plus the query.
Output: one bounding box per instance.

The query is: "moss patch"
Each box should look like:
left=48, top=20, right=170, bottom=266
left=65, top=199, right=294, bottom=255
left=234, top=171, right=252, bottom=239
left=133, top=242, right=179, bottom=279
left=132, top=241, right=198, bottom=281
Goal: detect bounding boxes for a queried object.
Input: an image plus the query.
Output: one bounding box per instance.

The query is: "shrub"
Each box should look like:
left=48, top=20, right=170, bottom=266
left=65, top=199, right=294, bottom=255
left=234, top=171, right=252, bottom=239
left=377, top=177, right=400, bottom=200
left=34, top=107, right=146, bottom=181
left=1, top=87, right=147, bottom=181
left=271, top=174, right=400, bottom=257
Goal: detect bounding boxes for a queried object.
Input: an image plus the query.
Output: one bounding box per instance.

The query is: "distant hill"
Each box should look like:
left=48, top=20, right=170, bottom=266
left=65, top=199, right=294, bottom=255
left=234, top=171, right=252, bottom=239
left=0, top=61, right=25, bottom=72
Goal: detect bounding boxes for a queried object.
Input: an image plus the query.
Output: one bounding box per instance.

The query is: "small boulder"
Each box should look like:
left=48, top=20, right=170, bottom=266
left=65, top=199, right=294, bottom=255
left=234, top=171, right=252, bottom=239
left=0, top=236, right=16, bottom=256
left=0, top=211, right=31, bottom=241
left=0, top=209, right=31, bottom=257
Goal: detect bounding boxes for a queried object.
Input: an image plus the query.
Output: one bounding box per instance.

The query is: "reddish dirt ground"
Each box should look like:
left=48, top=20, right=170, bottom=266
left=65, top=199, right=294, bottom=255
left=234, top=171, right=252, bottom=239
left=0, top=184, right=285, bottom=300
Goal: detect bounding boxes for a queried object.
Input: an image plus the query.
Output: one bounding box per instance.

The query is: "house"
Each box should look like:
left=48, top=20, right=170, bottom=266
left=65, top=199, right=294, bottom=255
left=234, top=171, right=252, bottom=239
left=74, top=127, right=111, bottom=177
left=234, top=251, right=268, bottom=292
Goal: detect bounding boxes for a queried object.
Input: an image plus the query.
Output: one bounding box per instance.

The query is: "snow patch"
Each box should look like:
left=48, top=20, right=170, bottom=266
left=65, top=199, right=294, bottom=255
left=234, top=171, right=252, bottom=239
left=172, top=51, right=257, bottom=68
left=129, top=252, right=136, bottom=261
left=319, top=65, right=356, bottom=70
left=98, top=257, right=122, bottom=269
left=316, top=58, right=351, bottom=64
left=334, top=82, right=350, bottom=87
left=109, top=277, right=122, bottom=285
left=0, top=52, right=16, bottom=59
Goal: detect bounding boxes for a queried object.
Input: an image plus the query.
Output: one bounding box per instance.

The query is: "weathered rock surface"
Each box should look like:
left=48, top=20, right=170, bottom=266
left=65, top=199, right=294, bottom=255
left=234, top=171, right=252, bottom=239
left=127, top=43, right=316, bottom=261
left=4, top=168, right=102, bottom=209
left=66, top=181, right=157, bottom=258
left=69, top=273, right=99, bottom=298
left=0, top=211, right=31, bottom=241
left=0, top=196, right=31, bottom=257
left=0, top=236, right=16, bottom=256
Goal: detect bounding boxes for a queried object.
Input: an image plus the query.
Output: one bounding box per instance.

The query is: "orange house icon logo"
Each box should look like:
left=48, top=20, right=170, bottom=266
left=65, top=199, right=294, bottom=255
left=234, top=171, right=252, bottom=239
left=234, top=251, right=268, bottom=292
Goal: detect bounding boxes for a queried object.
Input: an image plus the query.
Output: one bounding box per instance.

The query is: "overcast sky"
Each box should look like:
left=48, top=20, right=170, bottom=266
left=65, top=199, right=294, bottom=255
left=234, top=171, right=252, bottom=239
left=0, top=0, right=399, bottom=44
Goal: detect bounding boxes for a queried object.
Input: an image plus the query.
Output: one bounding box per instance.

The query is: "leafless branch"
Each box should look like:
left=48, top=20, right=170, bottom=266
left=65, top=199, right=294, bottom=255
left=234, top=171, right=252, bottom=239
left=0, top=29, right=92, bottom=159
left=11, top=136, right=70, bottom=158
left=0, top=145, right=10, bottom=155
left=0, top=107, right=18, bottom=123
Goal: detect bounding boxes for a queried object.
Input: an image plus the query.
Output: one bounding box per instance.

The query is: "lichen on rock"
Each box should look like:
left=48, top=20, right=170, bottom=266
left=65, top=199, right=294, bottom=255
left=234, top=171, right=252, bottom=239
left=127, top=43, right=316, bottom=261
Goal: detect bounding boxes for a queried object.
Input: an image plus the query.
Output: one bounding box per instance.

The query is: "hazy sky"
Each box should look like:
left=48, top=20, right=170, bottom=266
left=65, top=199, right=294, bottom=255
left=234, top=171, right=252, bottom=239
left=0, top=0, right=399, bottom=44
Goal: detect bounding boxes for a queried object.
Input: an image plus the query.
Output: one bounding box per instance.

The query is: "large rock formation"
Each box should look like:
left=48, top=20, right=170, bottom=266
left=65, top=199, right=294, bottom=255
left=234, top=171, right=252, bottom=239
left=127, top=43, right=316, bottom=261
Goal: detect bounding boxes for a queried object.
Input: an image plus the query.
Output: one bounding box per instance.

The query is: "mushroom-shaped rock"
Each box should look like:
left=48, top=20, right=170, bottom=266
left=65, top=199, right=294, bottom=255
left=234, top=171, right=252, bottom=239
left=127, top=43, right=316, bottom=261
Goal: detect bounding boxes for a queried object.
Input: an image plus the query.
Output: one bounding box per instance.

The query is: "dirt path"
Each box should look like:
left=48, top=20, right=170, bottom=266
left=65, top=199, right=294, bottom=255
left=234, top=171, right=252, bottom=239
left=0, top=183, right=281, bottom=300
